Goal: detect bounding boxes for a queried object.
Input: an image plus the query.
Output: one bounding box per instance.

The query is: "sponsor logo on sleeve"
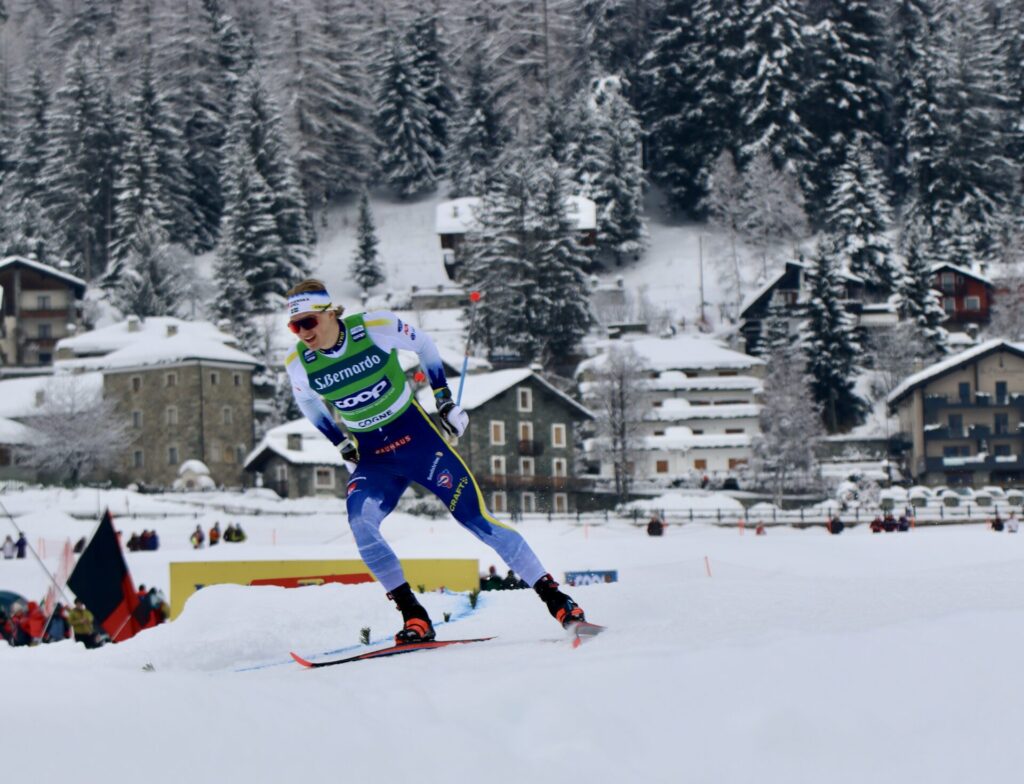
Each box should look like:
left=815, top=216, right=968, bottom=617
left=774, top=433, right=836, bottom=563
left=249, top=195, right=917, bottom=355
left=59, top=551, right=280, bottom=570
left=426, top=451, right=443, bottom=481
left=436, top=469, right=453, bottom=489
left=350, top=325, right=366, bottom=342
left=303, top=349, right=317, bottom=363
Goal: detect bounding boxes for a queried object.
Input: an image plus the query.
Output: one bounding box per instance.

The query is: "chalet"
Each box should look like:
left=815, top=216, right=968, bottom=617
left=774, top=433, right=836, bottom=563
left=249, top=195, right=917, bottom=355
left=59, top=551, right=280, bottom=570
left=244, top=418, right=348, bottom=499
left=435, top=196, right=597, bottom=280
left=931, top=263, right=993, bottom=330
left=0, top=256, right=87, bottom=371
left=888, top=340, right=1024, bottom=487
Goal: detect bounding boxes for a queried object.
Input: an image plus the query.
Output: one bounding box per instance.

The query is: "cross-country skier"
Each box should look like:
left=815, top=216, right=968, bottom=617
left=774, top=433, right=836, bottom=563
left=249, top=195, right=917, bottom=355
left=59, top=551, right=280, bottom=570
left=284, top=279, right=587, bottom=643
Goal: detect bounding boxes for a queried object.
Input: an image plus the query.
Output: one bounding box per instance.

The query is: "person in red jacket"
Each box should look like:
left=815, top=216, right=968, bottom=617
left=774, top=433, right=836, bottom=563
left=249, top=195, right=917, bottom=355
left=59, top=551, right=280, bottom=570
left=20, top=601, right=46, bottom=644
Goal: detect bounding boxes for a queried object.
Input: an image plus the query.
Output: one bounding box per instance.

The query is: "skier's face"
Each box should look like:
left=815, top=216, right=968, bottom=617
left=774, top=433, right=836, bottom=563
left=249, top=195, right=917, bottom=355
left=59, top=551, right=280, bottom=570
left=288, top=311, right=335, bottom=349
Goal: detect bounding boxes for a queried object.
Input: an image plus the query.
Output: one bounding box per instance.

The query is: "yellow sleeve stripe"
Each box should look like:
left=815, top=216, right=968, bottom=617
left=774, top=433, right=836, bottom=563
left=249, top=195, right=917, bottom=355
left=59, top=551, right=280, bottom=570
left=285, top=350, right=299, bottom=365
left=364, top=318, right=391, bottom=328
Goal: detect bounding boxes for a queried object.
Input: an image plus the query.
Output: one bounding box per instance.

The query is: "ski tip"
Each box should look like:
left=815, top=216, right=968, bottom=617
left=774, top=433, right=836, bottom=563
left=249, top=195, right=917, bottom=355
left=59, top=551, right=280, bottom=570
left=289, top=651, right=315, bottom=668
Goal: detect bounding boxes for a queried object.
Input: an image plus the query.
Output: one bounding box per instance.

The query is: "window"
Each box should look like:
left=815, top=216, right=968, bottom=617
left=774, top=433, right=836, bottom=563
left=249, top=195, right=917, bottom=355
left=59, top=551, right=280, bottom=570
left=656, top=459, right=669, bottom=474
left=133, top=450, right=144, bottom=468
left=552, top=458, right=567, bottom=478
left=728, top=458, right=748, bottom=469
left=943, top=297, right=956, bottom=314
left=521, top=492, right=536, bottom=513
left=725, top=428, right=744, bottom=434
left=275, top=464, right=288, bottom=482
left=995, top=444, right=1012, bottom=457
left=652, top=400, right=663, bottom=408
left=995, top=413, right=1009, bottom=435
left=551, top=423, right=567, bottom=448
left=210, top=371, right=220, bottom=386
left=37, top=295, right=50, bottom=309
left=221, top=406, right=233, bottom=425
left=692, top=429, right=704, bottom=435
left=520, top=457, right=535, bottom=476
left=168, top=446, right=179, bottom=465
left=718, top=370, right=737, bottom=377
left=958, top=383, right=970, bottom=403
left=209, top=441, right=220, bottom=462
left=165, top=371, right=178, bottom=388
left=965, top=296, right=981, bottom=312
left=694, top=459, right=707, bottom=470
left=943, top=445, right=970, bottom=457
left=131, top=376, right=142, bottom=393
left=38, top=323, right=51, bottom=338
left=233, top=373, right=242, bottom=387
left=492, top=491, right=507, bottom=513
left=940, top=271, right=955, bottom=293
left=553, top=493, right=568, bottom=515
left=491, top=455, right=506, bottom=476
left=235, top=445, right=246, bottom=465
left=948, top=414, right=963, bottom=435
left=654, top=430, right=666, bottom=436
left=996, top=381, right=1008, bottom=404
left=0, top=446, right=12, bottom=466
left=519, top=421, right=534, bottom=442
left=315, top=467, right=335, bottom=488
left=517, top=387, right=533, bottom=413
left=223, top=446, right=235, bottom=463
left=131, top=410, right=143, bottom=429
left=165, top=406, right=178, bottom=426
left=490, top=421, right=506, bottom=446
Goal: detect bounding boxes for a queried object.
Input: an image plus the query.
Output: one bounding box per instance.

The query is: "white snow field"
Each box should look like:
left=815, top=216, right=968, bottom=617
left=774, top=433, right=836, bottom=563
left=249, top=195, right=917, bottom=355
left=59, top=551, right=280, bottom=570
left=2, top=490, right=1024, bottom=784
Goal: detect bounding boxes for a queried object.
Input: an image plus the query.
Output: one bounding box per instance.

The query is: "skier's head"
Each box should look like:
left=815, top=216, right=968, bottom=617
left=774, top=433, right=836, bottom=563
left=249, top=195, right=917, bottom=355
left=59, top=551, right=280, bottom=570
left=286, top=279, right=343, bottom=348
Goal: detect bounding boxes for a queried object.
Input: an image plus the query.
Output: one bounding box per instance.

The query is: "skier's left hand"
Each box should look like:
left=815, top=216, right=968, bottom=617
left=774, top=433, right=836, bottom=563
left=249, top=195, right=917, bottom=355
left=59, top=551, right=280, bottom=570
left=435, top=388, right=468, bottom=437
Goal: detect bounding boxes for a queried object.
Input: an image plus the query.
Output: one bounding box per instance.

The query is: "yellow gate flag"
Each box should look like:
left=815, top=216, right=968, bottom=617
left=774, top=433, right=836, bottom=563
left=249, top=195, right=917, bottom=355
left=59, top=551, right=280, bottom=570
left=168, top=558, right=479, bottom=619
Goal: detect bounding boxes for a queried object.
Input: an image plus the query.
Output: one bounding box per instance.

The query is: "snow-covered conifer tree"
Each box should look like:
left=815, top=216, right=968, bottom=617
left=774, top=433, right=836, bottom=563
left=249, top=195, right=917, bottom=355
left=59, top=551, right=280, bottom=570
left=824, top=134, right=897, bottom=294
left=351, top=190, right=384, bottom=291
left=801, top=238, right=864, bottom=432
left=898, top=220, right=948, bottom=356
left=447, top=42, right=509, bottom=197
left=408, top=7, right=454, bottom=173
left=375, top=35, right=441, bottom=197
left=740, top=153, right=808, bottom=279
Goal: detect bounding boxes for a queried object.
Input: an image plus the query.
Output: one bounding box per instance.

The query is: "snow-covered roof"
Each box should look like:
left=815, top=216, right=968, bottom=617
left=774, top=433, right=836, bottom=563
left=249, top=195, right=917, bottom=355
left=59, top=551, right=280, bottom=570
left=57, top=320, right=261, bottom=372
left=741, top=263, right=799, bottom=315
left=577, top=335, right=764, bottom=377
left=244, top=418, right=344, bottom=470
left=0, top=372, right=104, bottom=420
left=646, top=373, right=763, bottom=393
left=931, top=262, right=993, bottom=287
left=178, top=459, right=211, bottom=477
left=626, top=492, right=744, bottom=514
left=414, top=368, right=594, bottom=418
left=435, top=195, right=597, bottom=234
left=57, top=316, right=239, bottom=358
left=0, top=256, right=87, bottom=294
left=0, top=416, right=36, bottom=444
left=647, top=400, right=760, bottom=422
left=644, top=426, right=751, bottom=451
left=887, top=340, right=1024, bottom=406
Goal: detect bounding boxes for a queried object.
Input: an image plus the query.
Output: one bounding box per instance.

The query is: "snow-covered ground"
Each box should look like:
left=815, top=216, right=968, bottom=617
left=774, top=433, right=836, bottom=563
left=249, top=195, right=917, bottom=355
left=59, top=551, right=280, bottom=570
left=2, top=487, right=1022, bottom=783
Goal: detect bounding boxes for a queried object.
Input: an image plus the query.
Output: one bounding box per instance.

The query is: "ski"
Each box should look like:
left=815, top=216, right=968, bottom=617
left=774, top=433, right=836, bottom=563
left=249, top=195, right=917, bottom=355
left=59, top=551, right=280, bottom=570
left=568, top=621, right=606, bottom=648
left=290, top=637, right=495, bottom=668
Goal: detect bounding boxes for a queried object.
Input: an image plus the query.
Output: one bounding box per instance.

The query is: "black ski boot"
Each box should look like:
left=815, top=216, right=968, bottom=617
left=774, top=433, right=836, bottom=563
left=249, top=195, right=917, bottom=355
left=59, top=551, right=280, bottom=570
left=387, top=583, right=436, bottom=644
left=533, top=573, right=585, bottom=628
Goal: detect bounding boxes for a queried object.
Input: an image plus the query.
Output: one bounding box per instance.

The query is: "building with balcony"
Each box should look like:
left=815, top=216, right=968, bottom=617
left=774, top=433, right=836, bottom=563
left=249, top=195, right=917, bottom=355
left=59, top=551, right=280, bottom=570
left=887, top=340, right=1024, bottom=487
left=931, top=263, right=992, bottom=330
left=0, top=256, right=87, bottom=372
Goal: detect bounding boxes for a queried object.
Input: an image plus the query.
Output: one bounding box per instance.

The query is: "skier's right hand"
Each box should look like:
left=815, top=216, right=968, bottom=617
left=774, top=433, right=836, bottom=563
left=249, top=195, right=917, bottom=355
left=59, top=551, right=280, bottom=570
left=339, top=437, right=359, bottom=473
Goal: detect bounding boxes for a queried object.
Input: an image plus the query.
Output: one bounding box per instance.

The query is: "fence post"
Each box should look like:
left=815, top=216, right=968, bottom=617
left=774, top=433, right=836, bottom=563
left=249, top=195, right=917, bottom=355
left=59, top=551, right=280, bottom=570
left=800, top=508, right=804, bottom=523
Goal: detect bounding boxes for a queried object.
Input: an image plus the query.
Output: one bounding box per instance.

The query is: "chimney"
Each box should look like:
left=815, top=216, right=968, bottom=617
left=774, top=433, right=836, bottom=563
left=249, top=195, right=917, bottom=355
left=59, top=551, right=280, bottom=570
left=166, top=323, right=178, bottom=337
left=287, top=434, right=302, bottom=451
left=126, top=315, right=141, bottom=333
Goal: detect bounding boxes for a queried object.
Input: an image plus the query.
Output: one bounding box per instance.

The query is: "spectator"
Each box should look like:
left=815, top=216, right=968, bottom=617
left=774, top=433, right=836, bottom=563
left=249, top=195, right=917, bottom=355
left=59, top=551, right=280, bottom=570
left=230, top=523, right=247, bottom=543
left=502, top=569, right=526, bottom=590
left=73, top=536, right=87, bottom=554
left=870, top=516, right=884, bottom=534
left=2, top=534, right=14, bottom=559
left=68, top=599, right=98, bottom=648
left=209, top=522, right=221, bottom=547
left=897, top=514, right=910, bottom=532
left=139, top=530, right=152, bottom=551
left=8, top=607, right=30, bottom=646
left=20, top=601, right=46, bottom=644
left=480, top=565, right=503, bottom=591
left=0, top=607, right=11, bottom=644
left=15, top=532, right=27, bottom=558
left=828, top=515, right=844, bottom=535
left=126, top=532, right=141, bottom=551
left=992, top=513, right=1005, bottom=532
left=190, top=525, right=205, bottom=549
left=44, top=603, right=71, bottom=643
left=755, top=523, right=766, bottom=536
left=883, top=513, right=897, bottom=533
left=701, top=474, right=710, bottom=489
left=149, top=588, right=170, bottom=624
left=646, top=513, right=665, bottom=537
left=148, top=530, right=160, bottom=551
left=1008, top=513, right=1019, bottom=534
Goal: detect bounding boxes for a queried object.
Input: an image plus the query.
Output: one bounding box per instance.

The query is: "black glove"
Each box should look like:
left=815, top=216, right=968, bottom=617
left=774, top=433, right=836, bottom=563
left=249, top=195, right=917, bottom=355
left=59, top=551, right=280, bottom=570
left=339, top=437, right=359, bottom=465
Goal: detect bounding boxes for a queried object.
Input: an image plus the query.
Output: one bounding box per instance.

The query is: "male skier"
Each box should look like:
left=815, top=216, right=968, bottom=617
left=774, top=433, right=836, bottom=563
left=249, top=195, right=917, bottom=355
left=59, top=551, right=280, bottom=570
left=284, top=279, right=586, bottom=643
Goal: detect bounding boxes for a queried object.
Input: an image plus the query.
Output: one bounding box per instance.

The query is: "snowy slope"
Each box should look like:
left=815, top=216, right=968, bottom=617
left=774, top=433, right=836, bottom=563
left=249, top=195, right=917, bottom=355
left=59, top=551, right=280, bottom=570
left=2, top=490, right=1024, bottom=783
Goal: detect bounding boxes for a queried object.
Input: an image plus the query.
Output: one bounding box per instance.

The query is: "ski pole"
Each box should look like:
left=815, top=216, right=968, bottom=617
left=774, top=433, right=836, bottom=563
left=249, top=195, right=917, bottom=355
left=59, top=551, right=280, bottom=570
left=0, top=499, right=74, bottom=606
left=457, top=290, right=482, bottom=406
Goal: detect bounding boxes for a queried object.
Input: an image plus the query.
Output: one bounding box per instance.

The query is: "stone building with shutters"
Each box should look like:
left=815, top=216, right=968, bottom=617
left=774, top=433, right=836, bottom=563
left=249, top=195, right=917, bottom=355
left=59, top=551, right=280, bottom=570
left=415, top=368, right=594, bottom=515
left=55, top=316, right=261, bottom=488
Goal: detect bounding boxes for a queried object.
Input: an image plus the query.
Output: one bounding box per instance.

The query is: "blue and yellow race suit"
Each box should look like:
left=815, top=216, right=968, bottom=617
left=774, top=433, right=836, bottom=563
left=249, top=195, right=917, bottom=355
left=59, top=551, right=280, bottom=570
left=286, top=310, right=545, bottom=591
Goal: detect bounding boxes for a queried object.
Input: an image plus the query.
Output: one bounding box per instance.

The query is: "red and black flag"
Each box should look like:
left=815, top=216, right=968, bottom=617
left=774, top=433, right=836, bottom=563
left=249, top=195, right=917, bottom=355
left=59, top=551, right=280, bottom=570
left=67, top=510, right=151, bottom=642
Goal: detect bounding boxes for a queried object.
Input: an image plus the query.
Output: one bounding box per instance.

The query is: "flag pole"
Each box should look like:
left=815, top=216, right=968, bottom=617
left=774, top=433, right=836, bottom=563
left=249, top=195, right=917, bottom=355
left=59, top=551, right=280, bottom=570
left=0, top=499, right=73, bottom=605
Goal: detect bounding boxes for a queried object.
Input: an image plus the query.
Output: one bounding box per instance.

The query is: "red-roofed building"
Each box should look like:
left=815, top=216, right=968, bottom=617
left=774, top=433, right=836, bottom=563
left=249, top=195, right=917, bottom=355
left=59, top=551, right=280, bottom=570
left=931, top=263, right=993, bottom=329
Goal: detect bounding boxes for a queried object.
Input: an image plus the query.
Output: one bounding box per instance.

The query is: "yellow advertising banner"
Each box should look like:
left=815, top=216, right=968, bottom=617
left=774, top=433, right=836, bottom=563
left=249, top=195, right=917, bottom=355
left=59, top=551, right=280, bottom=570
left=168, top=558, right=479, bottom=619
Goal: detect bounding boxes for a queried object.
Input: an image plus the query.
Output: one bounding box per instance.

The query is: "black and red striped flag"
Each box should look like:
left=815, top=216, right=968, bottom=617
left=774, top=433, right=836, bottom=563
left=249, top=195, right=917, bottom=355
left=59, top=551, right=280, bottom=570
left=67, top=510, right=150, bottom=642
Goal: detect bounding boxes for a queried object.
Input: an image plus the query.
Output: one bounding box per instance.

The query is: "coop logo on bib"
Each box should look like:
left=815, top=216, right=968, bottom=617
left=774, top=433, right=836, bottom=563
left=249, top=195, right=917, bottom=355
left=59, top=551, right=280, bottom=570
left=333, top=377, right=392, bottom=411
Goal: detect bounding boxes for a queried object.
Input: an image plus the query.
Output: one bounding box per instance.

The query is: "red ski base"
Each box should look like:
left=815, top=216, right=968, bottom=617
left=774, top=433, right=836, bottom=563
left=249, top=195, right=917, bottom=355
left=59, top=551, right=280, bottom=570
left=290, top=637, right=495, bottom=668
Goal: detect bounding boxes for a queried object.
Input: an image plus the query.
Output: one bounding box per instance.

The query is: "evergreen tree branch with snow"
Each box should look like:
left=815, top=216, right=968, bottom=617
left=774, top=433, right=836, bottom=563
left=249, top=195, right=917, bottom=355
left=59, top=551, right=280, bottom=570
left=351, top=190, right=384, bottom=292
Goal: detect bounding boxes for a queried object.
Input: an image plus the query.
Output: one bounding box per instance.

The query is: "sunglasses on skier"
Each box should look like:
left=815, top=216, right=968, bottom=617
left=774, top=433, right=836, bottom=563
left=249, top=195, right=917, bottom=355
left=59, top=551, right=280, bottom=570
left=287, top=315, right=321, bottom=334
